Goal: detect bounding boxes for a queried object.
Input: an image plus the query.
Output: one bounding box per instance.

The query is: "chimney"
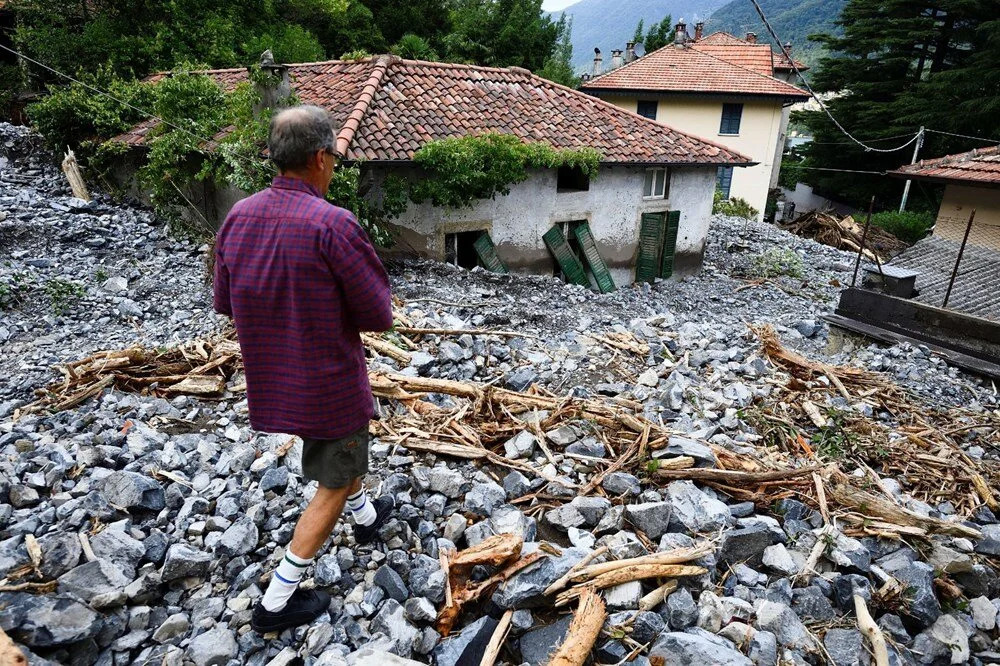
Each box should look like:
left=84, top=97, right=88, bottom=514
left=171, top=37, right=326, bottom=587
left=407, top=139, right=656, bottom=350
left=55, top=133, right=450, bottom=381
left=694, top=21, right=704, bottom=41
left=746, top=32, right=757, bottom=43
left=610, top=48, right=623, bottom=69
left=254, top=50, right=291, bottom=116
left=783, top=41, right=793, bottom=56
left=625, top=41, right=637, bottom=62
left=592, top=47, right=603, bottom=75
left=674, top=19, right=688, bottom=45
left=581, top=72, right=591, bottom=83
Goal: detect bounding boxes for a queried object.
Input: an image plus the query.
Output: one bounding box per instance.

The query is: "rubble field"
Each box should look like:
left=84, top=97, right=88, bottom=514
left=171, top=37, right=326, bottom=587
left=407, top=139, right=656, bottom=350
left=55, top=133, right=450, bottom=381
left=1, top=122, right=999, bottom=666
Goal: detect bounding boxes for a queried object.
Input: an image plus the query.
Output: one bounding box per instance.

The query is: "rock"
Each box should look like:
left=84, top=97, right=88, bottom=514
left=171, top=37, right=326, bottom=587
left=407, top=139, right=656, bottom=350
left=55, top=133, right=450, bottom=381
left=927, top=614, right=970, bottom=664
left=346, top=645, right=428, bottom=666
left=58, top=559, right=131, bottom=608
left=718, top=524, right=773, bottom=567
left=502, top=471, right=531, bottom=498
left=761, top=544, right=797, bottom=576
left=374, top=565, right=409, bottom=602
left=518, top=615, right=572, bottom=665
left=569, top=496, right=612, bottom=527
left=794, top=320, right=819, bottom=338
left=625, top=501, right=673, bottom=540
left=160, top=543, right=212, bottom=582
left=545, top=504, right=586, bottom=531
left=893, top=562, right=941, bottom=628
left=605, top=581, right=643, bottom=611
left=0, top=592, right=104, bottom=647
left=216, top=515, right=258, bottom=557
left=431, top=615, right=496, bottom=666
left=666, top=587, right=699, bottom=630
left=152, top=613, right=189, bottom=643
left=566, top=437, right=605, bottom=457
left=503, top=431, right=537, bottom=459
left=791, top=586, right=835, bottom=622
left=428, top=466, right=466, bottom=498
left=315, top=554, right=343, bottom=587
left=443, top=513, right=467, bottom=542
left=666, top=481, right=734, bottom=533
left=403, top=597, right=436, bottom=624
left=755, top=601, right=815, bottom=651
left=187, top=626, right=237, bottom=666
left=649, top=631, right=752, bottom=666
left=102, top=471, right=165, bottom=511
left=827, top=533, right=871, bottom=572
left=637, top=368, right=659, bottom=387
left=970, top=595, right=997, bottom=631
left=505, top=367, right=537, bottom=392
left=657, top=436, right=716, bottom=467
left=370, top=599, right=420, bottom=658
left=439, top=341, right=465, bottom=363
left=8, top=485, right=39, bottom=508
left=823, top=628, right=863, bottom=666
left=464, top=482, right=506, bottom=517
left=37, top=532, right=83, bottom=579
left=545, top=426, right=578, bottom=445
left=259, top=466, right=289, bottom=492
left=602, top=472, right=642, bottom=497
left=975, top=524, right=1000, bottom=556
left=750, top=630, right=778, bottom=666
left=494, top=547, right=588, bottom=609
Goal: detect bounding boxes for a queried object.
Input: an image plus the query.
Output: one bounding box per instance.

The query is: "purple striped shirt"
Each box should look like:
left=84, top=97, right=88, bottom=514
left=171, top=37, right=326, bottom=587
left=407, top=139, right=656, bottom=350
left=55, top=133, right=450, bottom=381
left=214, top=175, right=392, bottom=439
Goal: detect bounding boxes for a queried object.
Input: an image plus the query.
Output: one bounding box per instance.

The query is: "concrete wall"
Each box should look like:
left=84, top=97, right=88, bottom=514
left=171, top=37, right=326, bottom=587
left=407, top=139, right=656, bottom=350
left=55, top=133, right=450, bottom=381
left=376, top=164, right=717, bottom=285
left=603, top=95, right=786, bottom=220
left=935, top=184, right=1000, bottom=250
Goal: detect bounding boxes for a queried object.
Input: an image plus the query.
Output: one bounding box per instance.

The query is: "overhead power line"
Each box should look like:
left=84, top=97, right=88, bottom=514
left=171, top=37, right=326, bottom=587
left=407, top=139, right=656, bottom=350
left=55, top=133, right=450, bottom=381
left=747, top=0, right=923, bottom=154
left=924, top=128, right=1000, bottom=144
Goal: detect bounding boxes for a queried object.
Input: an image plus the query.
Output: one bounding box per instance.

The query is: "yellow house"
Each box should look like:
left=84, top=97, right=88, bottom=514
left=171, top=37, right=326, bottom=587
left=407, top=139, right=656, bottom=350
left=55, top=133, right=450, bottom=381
left=889, top=145, right=1000, bottom=250
left=580, top=26, right=809, bottom=220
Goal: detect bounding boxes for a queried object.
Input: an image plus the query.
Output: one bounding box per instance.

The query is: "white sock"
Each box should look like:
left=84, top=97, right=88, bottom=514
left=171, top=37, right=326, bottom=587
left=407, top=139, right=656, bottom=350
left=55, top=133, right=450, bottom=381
left=348, top=487, right=377, bottom=527
left=261, top=549, right=313, bottom=612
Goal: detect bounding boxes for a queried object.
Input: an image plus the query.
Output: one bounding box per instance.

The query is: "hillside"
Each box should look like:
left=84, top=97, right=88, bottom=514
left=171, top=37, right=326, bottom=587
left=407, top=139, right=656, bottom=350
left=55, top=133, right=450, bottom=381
left=704, top=0, right=846, bottom=68
left=547, top=0, right=728, bottom=71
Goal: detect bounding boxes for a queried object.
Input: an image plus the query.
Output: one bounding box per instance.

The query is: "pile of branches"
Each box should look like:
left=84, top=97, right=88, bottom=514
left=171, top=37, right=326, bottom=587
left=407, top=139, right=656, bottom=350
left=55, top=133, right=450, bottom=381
left=779, top=210, right=910, bottom=262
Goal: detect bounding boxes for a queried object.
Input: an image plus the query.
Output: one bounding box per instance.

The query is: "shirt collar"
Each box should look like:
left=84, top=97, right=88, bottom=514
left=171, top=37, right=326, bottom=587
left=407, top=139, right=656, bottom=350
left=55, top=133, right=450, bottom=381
left=271, top=175, right=324, bottom=198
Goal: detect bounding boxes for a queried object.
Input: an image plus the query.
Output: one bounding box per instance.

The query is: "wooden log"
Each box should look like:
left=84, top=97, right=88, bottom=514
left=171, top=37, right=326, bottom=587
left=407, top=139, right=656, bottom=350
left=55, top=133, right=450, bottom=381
left=971, top=474, right=999, bottom=512
left=449, top=533, right=522, bottom=569
left=0, top=626, right=28, bottom=666
left=570, top=543, right=713, bottom=581
left=854, top=594, right=889, bottom=666
left=543, top=546, right=608, bottom=597
left=163, top=375, right=226, bottom=395
left=479, top=609, right=514, bottom=666
left=62, top=147, right=90, bottom=201
left=556, top=564, right=706, bottom=606
left=396, top=437, right=487, bottom=460
left=638, top=579, right=678, bottom=612
left=545, top=587, right=606, bottom=666
left=362, top=334, right=412, bottom=364
left=828, top=483, right=982, bottom=539
left=654, top=466, right=820, bottom=484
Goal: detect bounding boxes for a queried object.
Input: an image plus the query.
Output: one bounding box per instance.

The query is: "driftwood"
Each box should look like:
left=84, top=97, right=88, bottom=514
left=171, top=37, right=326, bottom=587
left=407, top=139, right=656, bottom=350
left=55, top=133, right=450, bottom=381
left=361, top=333, right=411, bottom=364
left=854, top=594, right=889, bottom=666
left=61, top=147, right=90, bottom=201
left=569, top=543, right=713, bottom=581
left=545, top=587, right=606, bottom=666
left=556, top=564, right=706, bottom=606
left=638, top=579, right=678, bottom=612
left=479, top=609, right=513, bottom=666
left=654, top=466, right=820, bottom=484
left=828, top=483, right=981, bottom=539
left=543, top=546, right=608, bottom=597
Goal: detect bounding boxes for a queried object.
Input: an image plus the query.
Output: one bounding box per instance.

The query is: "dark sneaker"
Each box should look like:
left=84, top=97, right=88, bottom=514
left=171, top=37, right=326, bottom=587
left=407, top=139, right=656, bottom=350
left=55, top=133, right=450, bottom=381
left=354, top=495, right=395, bottom=545
left=251, top=588, right=330, bottom=634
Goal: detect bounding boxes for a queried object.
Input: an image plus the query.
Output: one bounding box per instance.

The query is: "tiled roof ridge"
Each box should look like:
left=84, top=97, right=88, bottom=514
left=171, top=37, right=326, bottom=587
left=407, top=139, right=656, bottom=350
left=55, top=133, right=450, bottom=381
left=333, top=54, right=395, bottom=158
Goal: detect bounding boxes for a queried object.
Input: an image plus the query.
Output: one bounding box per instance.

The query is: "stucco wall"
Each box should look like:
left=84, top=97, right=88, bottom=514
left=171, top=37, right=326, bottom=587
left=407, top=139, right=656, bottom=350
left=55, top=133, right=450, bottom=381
left=936, top=184, right=1000, bottom=250
left=376, top=165, right=717, bottom=285
left=603, top=95, right=784, bottom=220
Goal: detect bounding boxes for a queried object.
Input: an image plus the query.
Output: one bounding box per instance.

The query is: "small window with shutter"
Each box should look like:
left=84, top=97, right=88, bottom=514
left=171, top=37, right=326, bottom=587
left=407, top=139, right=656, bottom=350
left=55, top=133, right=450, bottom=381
left=643, top=168, right=669, bottom=199
left=637, top=100, right=658, bottom=120
left=719, top=103, right=743, bottom=135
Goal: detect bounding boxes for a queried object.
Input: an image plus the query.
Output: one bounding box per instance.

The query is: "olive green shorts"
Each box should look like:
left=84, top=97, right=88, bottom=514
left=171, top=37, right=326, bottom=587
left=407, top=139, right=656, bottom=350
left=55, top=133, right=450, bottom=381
left=300, top=425, right=370, bottom=489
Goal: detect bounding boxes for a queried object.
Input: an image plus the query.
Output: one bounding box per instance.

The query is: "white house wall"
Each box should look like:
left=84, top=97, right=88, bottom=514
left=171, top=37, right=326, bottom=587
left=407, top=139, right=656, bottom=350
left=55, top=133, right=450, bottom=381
left=376, top=165, right=718, bottom=285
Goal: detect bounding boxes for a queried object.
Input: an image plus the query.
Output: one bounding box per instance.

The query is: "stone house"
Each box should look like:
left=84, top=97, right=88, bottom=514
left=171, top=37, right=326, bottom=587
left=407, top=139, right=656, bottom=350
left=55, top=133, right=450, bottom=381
left=114, top=55, right=752, bottom=287
left=579, top=23, right=809, bottom=220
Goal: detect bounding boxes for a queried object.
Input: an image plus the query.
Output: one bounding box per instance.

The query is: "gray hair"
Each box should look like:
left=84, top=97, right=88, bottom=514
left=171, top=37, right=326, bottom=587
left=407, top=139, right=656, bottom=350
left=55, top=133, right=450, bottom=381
left=268, top=105, right=336, bottom=171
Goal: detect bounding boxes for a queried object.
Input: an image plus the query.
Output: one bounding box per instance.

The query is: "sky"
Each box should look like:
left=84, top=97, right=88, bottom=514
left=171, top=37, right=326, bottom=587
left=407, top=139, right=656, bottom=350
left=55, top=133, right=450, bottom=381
left=542, top=0, right=579, bottom=10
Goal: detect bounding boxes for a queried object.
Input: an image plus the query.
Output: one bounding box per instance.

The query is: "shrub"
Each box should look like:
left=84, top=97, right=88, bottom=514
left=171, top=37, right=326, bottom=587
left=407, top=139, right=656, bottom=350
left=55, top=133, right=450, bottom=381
left=713, top=190, right=760, bottom=221
left=870, top=210, right=934, bottom=244
left=751, top=248, right=804, bottom=279
left=43, top=278, right=85, bottom=315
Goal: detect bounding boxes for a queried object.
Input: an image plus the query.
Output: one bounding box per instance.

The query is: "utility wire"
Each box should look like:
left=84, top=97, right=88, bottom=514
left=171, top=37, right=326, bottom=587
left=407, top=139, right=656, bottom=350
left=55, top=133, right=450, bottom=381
left=924, top=128, right=1000, bottom=144
left=747, top=0, right=922, bottom=154
left=781, top=165, right=887, bottom=175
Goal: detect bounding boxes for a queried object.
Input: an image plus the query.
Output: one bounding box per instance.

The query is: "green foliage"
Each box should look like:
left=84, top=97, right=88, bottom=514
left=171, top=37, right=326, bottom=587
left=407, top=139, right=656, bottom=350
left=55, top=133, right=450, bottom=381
left=751, top=248, right=804, bottom=279
left=391, top=34, right=438, bottom=61
left=340, top=49, right=373, bottom=61
left=94, top=268, right=110, bottom=282
left=444, top=0, right=560, bottom=70
left=0, top=272, right=32, bottom=311
left=241, top=24, right=326, bottom=64
left=43, top=278, right=85, bottom=315
left=536, top=14, right=579, bottom=88
left=0, top=65, right=24, bottom=119
left=713, top=190, right=760, bottom=221
left=870, top=210, right=934, bottom=244
left=634, top=14, right=674, bottom=53
left=410, top=133, right=600, bottom=208
left=327, top=166, right=406, bottom=247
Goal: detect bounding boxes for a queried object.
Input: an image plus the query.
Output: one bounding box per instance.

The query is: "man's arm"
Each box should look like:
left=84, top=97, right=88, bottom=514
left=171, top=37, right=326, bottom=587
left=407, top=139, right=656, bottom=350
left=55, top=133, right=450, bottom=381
left=213, top=243, right=233, bottom=317
left=325, top=213, right=393, bottom=332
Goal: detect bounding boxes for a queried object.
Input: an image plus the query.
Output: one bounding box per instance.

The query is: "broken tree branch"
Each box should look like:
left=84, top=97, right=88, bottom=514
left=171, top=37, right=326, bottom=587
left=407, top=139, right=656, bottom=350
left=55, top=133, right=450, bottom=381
left=546, top=586, right=607, bottom=666
left=544, top=546, right=609, bottom=597
left=479, top=609, right=514, bottom=666
left=828, top=483, right=982, bottom=539
left=854, top=594, right=889, bottom=666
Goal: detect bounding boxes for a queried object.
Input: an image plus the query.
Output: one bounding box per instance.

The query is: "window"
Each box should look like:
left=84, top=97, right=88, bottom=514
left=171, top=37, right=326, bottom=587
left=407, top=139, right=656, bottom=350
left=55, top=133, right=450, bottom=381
left=719, top=103, right=743, bottom=135
left=557, top=165, right=590, bottom=192
left=643, top=168, right=669, bottom=199
left=716, top=167, right=734, bottom=198
left=637, top=100, right=658, bottom=120
left=444, top=231, right=483, bottom=269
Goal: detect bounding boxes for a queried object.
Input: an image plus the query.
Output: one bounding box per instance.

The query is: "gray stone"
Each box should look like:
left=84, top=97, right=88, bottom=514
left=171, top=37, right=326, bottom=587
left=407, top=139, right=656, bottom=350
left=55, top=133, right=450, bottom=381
left=152, top=612, right=189, bottom=643
left=894, top=562, right=941, bottom=628
left=828, top=533, right=871, bottom=572
left=666, top=587, right=699, bottom=629
left=160, top=543, right=212, bottom=582
left=569, top=496, right=612, bottom=527
left=0, top=592, right=104, bottom=647
left=464, top=482, right=506, bottom=517
left=216, top=515, right=258, bottom=557
left=666, top=481, right=734, bottom=533
left=428, top=466, right=466, bottom=498
left=657, top=436, right=716, bottom=467
left=625, top=501, right=673, bottom=540
left=431, top=615, right=495, bottom=666
left=605, top=581, right=643, bottom=611
left=761, top=544, right=797, bottom=576
left=749, top=630, right=778, bottom=666
left=649, top=631, right=752, bottom=666
left=566, top=437, right=605, bottom=457
left=346, top=645, right=427, bottom=666
left=503, top=431, right=537, bottom=459
left=546, top=504, right=586, bottom=531
left=8, top=485, right=39, bottom=508
left=409, top=555, right=445, bottom=603
left=718, top=525, right=773, bottom=567
left=403, top=597, right=436, bottom=624
left=593, top=505, right=625, bottom=535
left=518, top=615, right=572, bottom=665
left=926, top=614, right=969, bottom=664
left=494, top=547, right=588, bottom=608
left=58, top=559, right=131, bottom=608
left=370, top=599, right=420, bottom=658
left=374, top=565, right=409, bottom=602
left=187, top=626, right=237, bottom=666
left=791, top=586, right=835, bottom=622
left=755, top=601, right=814, bottom=651
left=602, top=472, right=642, bottom=497
left=102, top=471, right=165, bottom=511
left=443, top=513, right=467, bottom=542
left=823, top=629, right=862, bottom=666
left=502, top=471, right=531, bottom=498
left=315, top=554, right=342, bottom=587
left=974, top=524, right=1000, bottom=556
left=505, top=367, right=538, bottom=392
left=259, top=466, right=289, bottom=492
left=37, top=532, right=83, bottom=579
left=970, top=595, right=997, bottom=631
left=90, top=529, right=143, bottom=575
left=439, top=341, right=465, bottom=363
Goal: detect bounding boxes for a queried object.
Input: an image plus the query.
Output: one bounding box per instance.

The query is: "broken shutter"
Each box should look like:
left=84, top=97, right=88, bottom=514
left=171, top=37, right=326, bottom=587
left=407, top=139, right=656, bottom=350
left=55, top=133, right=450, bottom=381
left=473, top=232, right=508, bottom=273
left=543, top=226, right=590, bottom=287
left=659, top=210, right=681, bottom=279
left=572, top=223, right=616, bottom=293
left=635, top=212, right=666, bottom=284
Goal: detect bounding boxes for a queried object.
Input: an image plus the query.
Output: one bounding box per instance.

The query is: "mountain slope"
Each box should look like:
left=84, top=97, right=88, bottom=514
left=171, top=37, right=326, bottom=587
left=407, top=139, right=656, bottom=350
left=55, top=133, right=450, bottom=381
left=705, top=0, right=846, bottom=68
left=548, top=0, right=728, bottom=71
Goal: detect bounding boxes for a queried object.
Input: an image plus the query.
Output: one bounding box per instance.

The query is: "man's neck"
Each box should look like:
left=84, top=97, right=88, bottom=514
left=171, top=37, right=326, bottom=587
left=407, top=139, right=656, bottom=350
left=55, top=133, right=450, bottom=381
left=278, top=170, right=326, bottom=195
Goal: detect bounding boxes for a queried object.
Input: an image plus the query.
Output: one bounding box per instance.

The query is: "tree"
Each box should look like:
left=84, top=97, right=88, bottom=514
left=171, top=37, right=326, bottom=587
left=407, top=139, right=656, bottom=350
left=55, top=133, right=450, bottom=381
left=632, top=14, right=673, bottom=53
left=391, top=34, right=438, bottom=61
left=791, top=0, right=999, bottom=209
left=358, top=0, right=451, bottom=50
left=536, top=14, right=578, bottom=87
left=443, top=0, right=560, bottom=70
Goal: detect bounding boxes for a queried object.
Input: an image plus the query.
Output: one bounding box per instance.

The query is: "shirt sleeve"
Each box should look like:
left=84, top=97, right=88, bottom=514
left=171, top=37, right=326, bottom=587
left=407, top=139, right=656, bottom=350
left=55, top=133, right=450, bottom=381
left=324, top=212, right=393, bottom=332
left=213, top=243, right=233, bottom=317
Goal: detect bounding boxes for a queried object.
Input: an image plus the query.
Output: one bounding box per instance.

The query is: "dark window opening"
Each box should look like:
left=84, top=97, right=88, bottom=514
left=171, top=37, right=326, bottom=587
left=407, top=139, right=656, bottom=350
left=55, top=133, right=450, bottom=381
left=719, top=103, right=743, bottom=135
left=637, top=100, right=658, bottom=120
left=445, top=231, right=483, bottom=270
left=557, top=166, right=590, bottom=192
left=716, top=167, right=734, bottom=198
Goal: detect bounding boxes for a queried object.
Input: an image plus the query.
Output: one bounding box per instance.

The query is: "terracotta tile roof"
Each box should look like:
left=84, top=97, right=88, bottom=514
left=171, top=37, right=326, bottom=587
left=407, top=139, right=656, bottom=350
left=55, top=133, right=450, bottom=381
left=579, top=41, right=808, bottom=99
left=697, top=31, right=809, bottom=73
left=113, top=56, right=753, bottom=167
left=888, top=145, right=1000, bottom=188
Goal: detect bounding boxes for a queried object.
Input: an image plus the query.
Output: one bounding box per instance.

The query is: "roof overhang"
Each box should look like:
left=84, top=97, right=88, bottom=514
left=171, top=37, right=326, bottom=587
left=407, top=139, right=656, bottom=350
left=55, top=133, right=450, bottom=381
left=886, top=170, right=1000, bottom=190
left=351, top=158, right=757, bottom=169
left=580, top=87, right=810, bottom=103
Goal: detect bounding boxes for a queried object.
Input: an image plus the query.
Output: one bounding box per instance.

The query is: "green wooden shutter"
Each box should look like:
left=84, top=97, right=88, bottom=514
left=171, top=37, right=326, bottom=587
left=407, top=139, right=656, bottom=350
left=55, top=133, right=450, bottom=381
left=659, top=210, right=681, bottom=279
left=572, top=222, right=616, bottom=293
left=635, top=212, right=666, bottom=284
left=543, top=226, right=590, bottom=287
left=472, top=232, right=508, bottom=274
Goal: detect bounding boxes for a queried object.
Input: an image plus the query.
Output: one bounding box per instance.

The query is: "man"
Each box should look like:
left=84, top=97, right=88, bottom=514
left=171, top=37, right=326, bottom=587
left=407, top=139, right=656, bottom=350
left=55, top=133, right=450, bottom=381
left=214, top=105, right=395, bottom=634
